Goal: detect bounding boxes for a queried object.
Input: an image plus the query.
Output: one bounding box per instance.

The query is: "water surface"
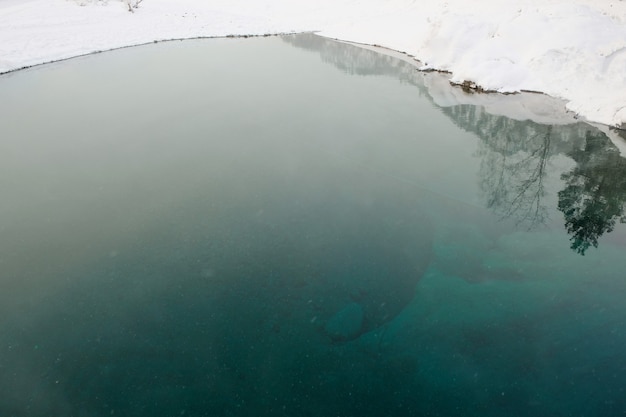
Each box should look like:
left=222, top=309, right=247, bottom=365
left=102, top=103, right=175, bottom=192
left=1, top=34, right=625, bottom=416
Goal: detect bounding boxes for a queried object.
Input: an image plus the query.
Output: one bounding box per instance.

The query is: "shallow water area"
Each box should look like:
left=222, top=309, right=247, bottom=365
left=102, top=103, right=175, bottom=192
left=1, top=34, right=625, bottom=416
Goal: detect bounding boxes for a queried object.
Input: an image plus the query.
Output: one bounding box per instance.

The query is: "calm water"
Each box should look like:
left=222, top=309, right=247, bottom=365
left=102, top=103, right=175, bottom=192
left=1, top=34, right=625, bottom=417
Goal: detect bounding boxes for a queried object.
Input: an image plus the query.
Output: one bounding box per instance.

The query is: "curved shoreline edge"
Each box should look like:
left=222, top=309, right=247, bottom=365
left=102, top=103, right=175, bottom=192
left=1, top=31, right=625, bottom=151
left=1, top=0, right=625, bottom=131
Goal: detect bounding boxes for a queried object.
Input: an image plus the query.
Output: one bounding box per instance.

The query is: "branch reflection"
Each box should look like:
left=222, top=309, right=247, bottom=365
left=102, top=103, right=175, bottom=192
left=483, top=126, right=550, bottom=228
left=282, top=33, right=626, bottom=255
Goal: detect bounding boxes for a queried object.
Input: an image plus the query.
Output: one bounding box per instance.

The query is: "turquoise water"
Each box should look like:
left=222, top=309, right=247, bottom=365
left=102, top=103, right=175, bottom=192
left=0, top=34, right=625, bottom=416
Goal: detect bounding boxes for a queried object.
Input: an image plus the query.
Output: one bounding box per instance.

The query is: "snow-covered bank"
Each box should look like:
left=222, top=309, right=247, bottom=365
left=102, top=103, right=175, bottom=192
left=1, top=0, right=626, bottom=129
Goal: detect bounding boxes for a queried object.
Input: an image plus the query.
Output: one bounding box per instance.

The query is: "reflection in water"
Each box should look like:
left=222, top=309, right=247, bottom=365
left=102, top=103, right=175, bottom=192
left=482, top=125, right=551, bottom=227
left=447, top=107, right=559, bottom=228
left=1, top=34, right=626, bottom=417
left=285, top=33, right=626, bottom=253
left=283, top=33, right=421, bottom=79
left=559, top=131, right=626, bottom=254
left=457, top=109, right=626, bottom=254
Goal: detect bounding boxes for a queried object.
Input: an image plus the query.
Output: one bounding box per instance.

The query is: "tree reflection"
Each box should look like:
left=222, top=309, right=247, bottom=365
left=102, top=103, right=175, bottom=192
left=444, top=104, right=569, bottom=229
left=281, top=33, right=626, bottom=255
left=558, top=131, right=626, bottom=255
left=478, top=124, right=552, bottom=228
left=445, top=105, right=626, bottom=255
left=282, top=33, right=426, bottom=85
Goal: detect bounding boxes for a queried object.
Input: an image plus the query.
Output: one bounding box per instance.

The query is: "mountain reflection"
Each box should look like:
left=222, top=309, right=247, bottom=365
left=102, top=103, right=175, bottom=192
left=283, top=33, right=626, bottom=254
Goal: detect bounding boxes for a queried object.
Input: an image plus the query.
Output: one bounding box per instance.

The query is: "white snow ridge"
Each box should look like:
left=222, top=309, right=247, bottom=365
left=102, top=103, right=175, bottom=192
left=1, top=0, right=626, bottom=129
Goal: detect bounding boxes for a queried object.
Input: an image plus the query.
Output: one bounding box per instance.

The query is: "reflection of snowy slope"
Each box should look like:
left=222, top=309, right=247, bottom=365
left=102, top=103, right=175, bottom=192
left=284, top=33, right=626, bottom=239
left=287, top=32, right=626, bottom=153
left=441, top=105, right=589, bottom=155
left=283, top=33, right=420, bottom=79
left=285, top=34, right=580, bottom=127
left=1, top=0, right=625, bottom=128
left=284, top=34, right=596, bottom=152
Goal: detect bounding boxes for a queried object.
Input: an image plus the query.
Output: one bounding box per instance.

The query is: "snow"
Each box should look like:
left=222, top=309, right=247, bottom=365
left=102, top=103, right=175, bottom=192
left=1, top=0, right=626, bottom=129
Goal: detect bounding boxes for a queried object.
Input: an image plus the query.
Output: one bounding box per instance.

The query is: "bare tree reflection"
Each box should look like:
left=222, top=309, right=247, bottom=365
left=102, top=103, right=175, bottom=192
left=558, top=131, right=626, bottom=255
left=443, top=105, right=570, bottom=229
left=282, top=33, right=626, bottom=254
left=282, top=33, right=427, bottom=87
left=478, top=125, right=552, bottom=227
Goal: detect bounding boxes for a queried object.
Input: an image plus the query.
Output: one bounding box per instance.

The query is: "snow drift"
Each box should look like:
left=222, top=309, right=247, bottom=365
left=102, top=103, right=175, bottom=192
left=1, top=0, right=625, bottom=129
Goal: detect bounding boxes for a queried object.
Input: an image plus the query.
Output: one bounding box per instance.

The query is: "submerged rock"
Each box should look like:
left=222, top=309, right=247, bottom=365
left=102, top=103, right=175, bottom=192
left=324, top=302, right=364, bottom=342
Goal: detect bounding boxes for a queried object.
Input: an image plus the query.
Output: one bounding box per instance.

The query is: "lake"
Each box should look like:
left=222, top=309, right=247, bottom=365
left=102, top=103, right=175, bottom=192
left=1, top=33, right=625, bottom=417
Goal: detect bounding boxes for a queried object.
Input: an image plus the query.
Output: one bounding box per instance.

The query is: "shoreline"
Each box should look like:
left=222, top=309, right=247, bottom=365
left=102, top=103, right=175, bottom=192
left=2, top=29, right=625, bottom=148
left=1, top=0, right=625, bottom=130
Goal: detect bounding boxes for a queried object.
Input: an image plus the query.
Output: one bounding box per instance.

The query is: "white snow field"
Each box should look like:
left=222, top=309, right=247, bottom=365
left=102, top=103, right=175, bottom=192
left=1, top=0, right=626, bottom=129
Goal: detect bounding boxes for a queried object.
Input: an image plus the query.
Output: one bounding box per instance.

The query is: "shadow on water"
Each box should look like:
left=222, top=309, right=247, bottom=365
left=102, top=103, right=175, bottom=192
left=0, top=34, right=625, bottom=417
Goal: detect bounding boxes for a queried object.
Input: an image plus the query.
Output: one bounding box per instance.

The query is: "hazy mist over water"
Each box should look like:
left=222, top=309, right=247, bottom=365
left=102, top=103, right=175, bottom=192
left=1, top=35, right=625, bottom=416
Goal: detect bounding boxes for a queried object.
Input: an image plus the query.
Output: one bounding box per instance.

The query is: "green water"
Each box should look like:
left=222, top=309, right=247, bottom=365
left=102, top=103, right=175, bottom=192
left=0, top=34, right=625, bottom=416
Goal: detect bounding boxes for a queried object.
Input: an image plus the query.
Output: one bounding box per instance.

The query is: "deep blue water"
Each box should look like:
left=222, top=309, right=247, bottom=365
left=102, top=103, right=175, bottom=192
left=1, top=34, right=625, bottom=416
